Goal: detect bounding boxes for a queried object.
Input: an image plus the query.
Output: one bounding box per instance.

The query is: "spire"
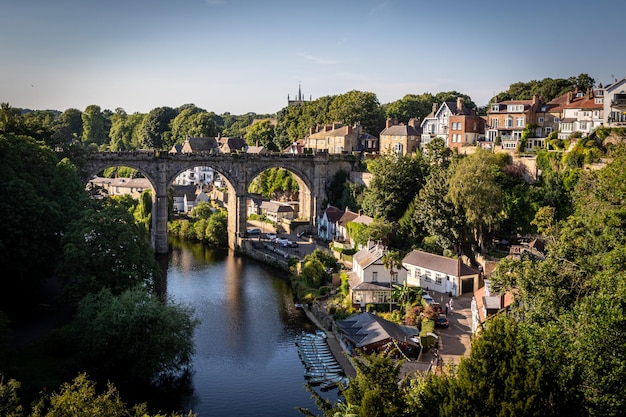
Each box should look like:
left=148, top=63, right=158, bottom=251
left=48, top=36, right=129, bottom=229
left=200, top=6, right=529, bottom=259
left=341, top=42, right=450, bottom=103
left=298, top=81, right=302, bottom=101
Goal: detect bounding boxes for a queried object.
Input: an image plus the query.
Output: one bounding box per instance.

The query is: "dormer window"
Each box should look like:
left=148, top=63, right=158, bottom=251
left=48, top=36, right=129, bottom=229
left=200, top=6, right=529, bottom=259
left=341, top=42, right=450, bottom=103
left=507, top=104, right=524, bottom=112
left=491, top=104, right=500, bottom=112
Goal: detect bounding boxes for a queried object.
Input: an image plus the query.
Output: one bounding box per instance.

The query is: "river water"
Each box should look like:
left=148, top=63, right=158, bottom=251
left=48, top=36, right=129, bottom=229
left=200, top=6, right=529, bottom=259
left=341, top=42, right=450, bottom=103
left=165, top=239, right=340, bottom=417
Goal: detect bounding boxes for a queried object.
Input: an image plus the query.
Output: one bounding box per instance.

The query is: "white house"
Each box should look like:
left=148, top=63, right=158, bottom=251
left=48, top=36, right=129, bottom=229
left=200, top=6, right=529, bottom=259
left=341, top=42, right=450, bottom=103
left=172, top=185, right=209, bottom=213
left=172, top=166, right=214, bottom=187
left=346, top=241, right=407, bottom=309
left=317, top=205, right=344, bottom=241
left=600, top=77, right=626, bottom=126
left=88, top=176, right=152, bottom=199
left=336, top=208, right=374, bottom=246
left=402, top=250, right=479, bottom=297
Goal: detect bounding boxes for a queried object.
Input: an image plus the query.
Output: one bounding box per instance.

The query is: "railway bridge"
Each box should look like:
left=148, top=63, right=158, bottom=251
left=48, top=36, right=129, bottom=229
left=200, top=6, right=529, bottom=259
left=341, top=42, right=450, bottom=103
left=81, top=151, right=355, bottom=253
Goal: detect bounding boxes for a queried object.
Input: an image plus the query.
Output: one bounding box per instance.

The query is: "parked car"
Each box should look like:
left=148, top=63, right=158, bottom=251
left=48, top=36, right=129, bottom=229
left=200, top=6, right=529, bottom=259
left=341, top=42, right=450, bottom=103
left=287, top=241, right=298, bottom=248
left=434, top=314, right=449, bottom=328
left=276, top=238, right=290, bottom=246
left=265, top=233, right=277, bottom=241
left=247, top=228, right=261, bottom=235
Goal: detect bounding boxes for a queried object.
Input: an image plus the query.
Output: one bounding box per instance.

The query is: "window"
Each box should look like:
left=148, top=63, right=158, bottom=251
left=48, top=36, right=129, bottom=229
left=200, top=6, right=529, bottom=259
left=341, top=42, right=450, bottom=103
left=516, top=117, right=525, bottom=127
left=507, top=104, right=524, bottom=112
left=425, top=270, right=432, bottom=282
left=435, top=273, right=442, bottom=285
left=372, top=271, right=378, bottom=282
left=580, top=121, right=587, bottom=130
left=491, top=104, right=500, bottom=112
left=506, top=116, right=513, bottom=128
left=538, top=117, right=544, bottom=123
left=491, top=118, right=498, bottom=128
left=554, top=117, right=560, bottom=123
left=392, top=272, right=398, bottom=283
left=545, top=127, right=552, bottom=134
left=394, top=143, right=403, bottom=154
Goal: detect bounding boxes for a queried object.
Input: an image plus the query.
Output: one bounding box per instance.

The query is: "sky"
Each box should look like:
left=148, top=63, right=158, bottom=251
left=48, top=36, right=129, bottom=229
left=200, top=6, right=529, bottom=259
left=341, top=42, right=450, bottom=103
left=2, top=0, right=625, bottom=115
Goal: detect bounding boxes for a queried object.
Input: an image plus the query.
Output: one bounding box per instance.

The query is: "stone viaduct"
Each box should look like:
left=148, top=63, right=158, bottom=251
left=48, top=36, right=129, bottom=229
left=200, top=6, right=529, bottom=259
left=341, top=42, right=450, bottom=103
left=80, top=151, right=355, bottom=254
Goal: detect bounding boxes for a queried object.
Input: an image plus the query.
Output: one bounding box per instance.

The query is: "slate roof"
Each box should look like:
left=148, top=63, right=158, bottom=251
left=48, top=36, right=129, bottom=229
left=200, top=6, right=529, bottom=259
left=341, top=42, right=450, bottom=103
left=260, top=200, right=293, bottom=213
left=218, top=137, right=247, bottom=153
left=182, top=137, right=220, bottom=153
left=380, top=124, right=421, bottom=136
left=402, top=250, right=478, bottom=277
left=353, top=243, right=386, bottom=270
left=337, top=312, right=419, bottom=349
left=322, top=205, right=345, bottom=223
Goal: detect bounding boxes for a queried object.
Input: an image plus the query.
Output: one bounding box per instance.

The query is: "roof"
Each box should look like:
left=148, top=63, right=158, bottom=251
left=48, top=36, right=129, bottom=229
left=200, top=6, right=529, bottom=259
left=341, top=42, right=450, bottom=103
left=218, top=137, right=246, bottom=153
left=260, top=200, right=293, bottom=213
left=182, top=137, right=220, bottom=153
left=337, top=312, right=419, bottom=349
left=321, top=205, right=344, bottom=223
left=380, top=124, right=421, bottom=137
left=353, top=243, right=386, bottom=270
left=89, top=176, right=152, bottom=190
left=347, top=271, right=391, bottom=291
left=172, top=184, right=198, bottom=199
left=402, top=250, right=478, bottom=278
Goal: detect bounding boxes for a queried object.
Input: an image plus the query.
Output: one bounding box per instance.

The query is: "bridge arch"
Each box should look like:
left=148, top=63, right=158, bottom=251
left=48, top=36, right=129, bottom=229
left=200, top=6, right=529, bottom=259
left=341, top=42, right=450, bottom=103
left=80, top=151, right=354, bottom=254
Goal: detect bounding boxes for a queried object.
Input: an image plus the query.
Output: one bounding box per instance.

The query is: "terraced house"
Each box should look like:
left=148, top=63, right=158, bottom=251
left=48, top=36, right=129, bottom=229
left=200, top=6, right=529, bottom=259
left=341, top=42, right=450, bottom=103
left=485, top=94, right=543, bottom=151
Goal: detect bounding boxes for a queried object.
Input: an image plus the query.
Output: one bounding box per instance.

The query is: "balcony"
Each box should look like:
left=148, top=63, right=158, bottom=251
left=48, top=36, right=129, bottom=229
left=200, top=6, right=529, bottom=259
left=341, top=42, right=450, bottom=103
left=611, top=94, right=626, bottom=109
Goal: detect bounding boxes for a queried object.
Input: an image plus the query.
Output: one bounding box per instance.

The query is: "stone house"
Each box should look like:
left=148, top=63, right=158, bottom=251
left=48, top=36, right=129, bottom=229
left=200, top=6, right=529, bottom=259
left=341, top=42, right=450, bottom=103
left=317, top=205, right=344, bottom=241
left=304, top=122, right=372, bottom=154
left=378, top=118, right=421, bottom=155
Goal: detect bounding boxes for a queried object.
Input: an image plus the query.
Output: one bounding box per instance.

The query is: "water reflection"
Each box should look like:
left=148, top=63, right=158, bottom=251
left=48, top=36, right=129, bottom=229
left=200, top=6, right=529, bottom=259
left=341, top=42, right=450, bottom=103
left=164, top=239, right=339, bottom=416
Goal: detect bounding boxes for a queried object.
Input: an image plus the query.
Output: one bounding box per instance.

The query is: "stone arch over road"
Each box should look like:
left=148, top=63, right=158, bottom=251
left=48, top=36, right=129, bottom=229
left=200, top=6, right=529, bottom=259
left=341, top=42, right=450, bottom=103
left=80, top=151, right=355, bottom=254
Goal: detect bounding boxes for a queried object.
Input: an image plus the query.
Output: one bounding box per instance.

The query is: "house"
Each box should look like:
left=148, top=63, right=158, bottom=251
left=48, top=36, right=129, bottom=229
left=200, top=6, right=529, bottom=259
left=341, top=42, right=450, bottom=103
left=486, top=95, right=544, bottom=151
left=172, top=166, right=214, bottom=187
left=421, top=98, right=475, bottom=149
left=173, top=137, right=220, bottom=154
left=88, top=176, right=152, bottom=199
left=217, top=136, right=247, bottom=153
left=283, top=139, right=306, bottom=155
left=246, top=145, right=268, bottom=154
left=378, top=118, right=421, bottom=155
left=508, top=238, right=545, bottom=260
left=336, top=208, right=374, bottom=246
left=172, top=185, right=203, bottom=213
left=470, top=279, right=514, bottom=334
left=402, top=250, right=479, bottom=297
left=600, top=76, right=626, bottom=126
left=557, top=89, right=604, bottom=139
left=247, top=194, right=267, bottom=217
left=448, top=113, right=485, bottom=150
left=534, top=96, right=568, bottom=147
left=317, top=205, right=344, bottom=241
left=259, top=200, right=294, bottom=223
left=346, top=241, right=407, bottom=309
left=304, top=122, right=371, bottom=154
left=337, top=312, right=420, bottom=359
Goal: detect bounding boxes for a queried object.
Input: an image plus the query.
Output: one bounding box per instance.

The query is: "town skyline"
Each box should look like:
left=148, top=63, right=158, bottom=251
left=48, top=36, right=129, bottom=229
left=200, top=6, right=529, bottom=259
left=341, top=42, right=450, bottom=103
left=2, top=0, right=625, bottom=115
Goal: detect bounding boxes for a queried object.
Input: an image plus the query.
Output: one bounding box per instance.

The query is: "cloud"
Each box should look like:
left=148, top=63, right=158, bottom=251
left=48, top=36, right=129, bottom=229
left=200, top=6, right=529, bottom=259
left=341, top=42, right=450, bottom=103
left=296, top=52, right=339, bottom=66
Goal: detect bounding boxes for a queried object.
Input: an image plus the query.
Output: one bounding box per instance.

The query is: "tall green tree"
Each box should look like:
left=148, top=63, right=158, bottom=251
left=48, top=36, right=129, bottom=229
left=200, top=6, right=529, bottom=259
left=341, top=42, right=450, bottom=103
left=81, top=105, right=107, bottom=145
left=361, top=152, right=426, bottom=220
left=385, top=93, right=436, bottom=123
left=328, top=90, right=385, bottom=136
left=56, top=202, right=160, bottom=303
left=0, top=134, right=86, bottom=313
left=63, top=288, right=198, bottom=390
left=245, top=119, right=276, bottom=150
left=140, top=106, right=177, bottom=149
left=447, top=150, right=504, bottom=251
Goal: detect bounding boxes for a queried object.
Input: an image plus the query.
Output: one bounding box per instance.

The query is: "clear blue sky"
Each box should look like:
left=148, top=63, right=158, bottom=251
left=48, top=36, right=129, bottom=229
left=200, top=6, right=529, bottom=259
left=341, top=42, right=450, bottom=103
left=1, top=0, right=624, bottom=115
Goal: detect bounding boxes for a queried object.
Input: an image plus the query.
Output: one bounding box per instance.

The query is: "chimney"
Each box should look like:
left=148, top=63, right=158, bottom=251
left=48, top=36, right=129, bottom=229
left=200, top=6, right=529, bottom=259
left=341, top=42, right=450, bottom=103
left=457, top=97, right=464, bottom=113
left=408, top=118, right=417, bottom=128
left=567, top=91, right=573, bottom=104
left=586, top=88, right=592, bottom=99
left=386, top=118, right=393, bottom=128
left=432, top=102, right=438, bottom=113
left=347, top=125, right=353, bottom=134
left=310, top=126, right=314, bottom=135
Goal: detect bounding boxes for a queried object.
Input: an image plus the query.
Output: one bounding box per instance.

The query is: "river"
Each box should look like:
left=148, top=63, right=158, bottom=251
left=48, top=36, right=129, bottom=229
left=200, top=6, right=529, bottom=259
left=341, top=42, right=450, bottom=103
left=165, top=239, right=340, bottom=417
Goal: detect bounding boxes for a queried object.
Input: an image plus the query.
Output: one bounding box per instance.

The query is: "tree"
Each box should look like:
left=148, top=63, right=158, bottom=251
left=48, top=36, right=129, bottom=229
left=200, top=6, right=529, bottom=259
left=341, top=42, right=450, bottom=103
left=169, top=107, right=218, bottom=148
left=81, top=105, right=107, bottom=145
left=63, top=288, right=198, bottom=389
left=0, top=134, right=86, bottom=314
left=447, top=151, right=504, bottom=251
left=413, top=162, right=465, bottom=254
left=340, top=353, right=409, bottom=417
left=0, top=103, right=22, bottom=135
left=382, top=250, right=402, bottom=312
left=53, top=108, right=83, bottom=145
left=328, top=91, right=385, bottom=136
left=108, top=108, right=145, bottom=151
left=384, top=93, right=436, bottom=123
left=361, top=152, right=426, bottom=220
left=204, top=210, right=228, bottom=247
left=140, top=107, right=177, bottom=149
left=245, top=119, right=276, bottom=150
left=56, top=202, right=160, bottom=303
